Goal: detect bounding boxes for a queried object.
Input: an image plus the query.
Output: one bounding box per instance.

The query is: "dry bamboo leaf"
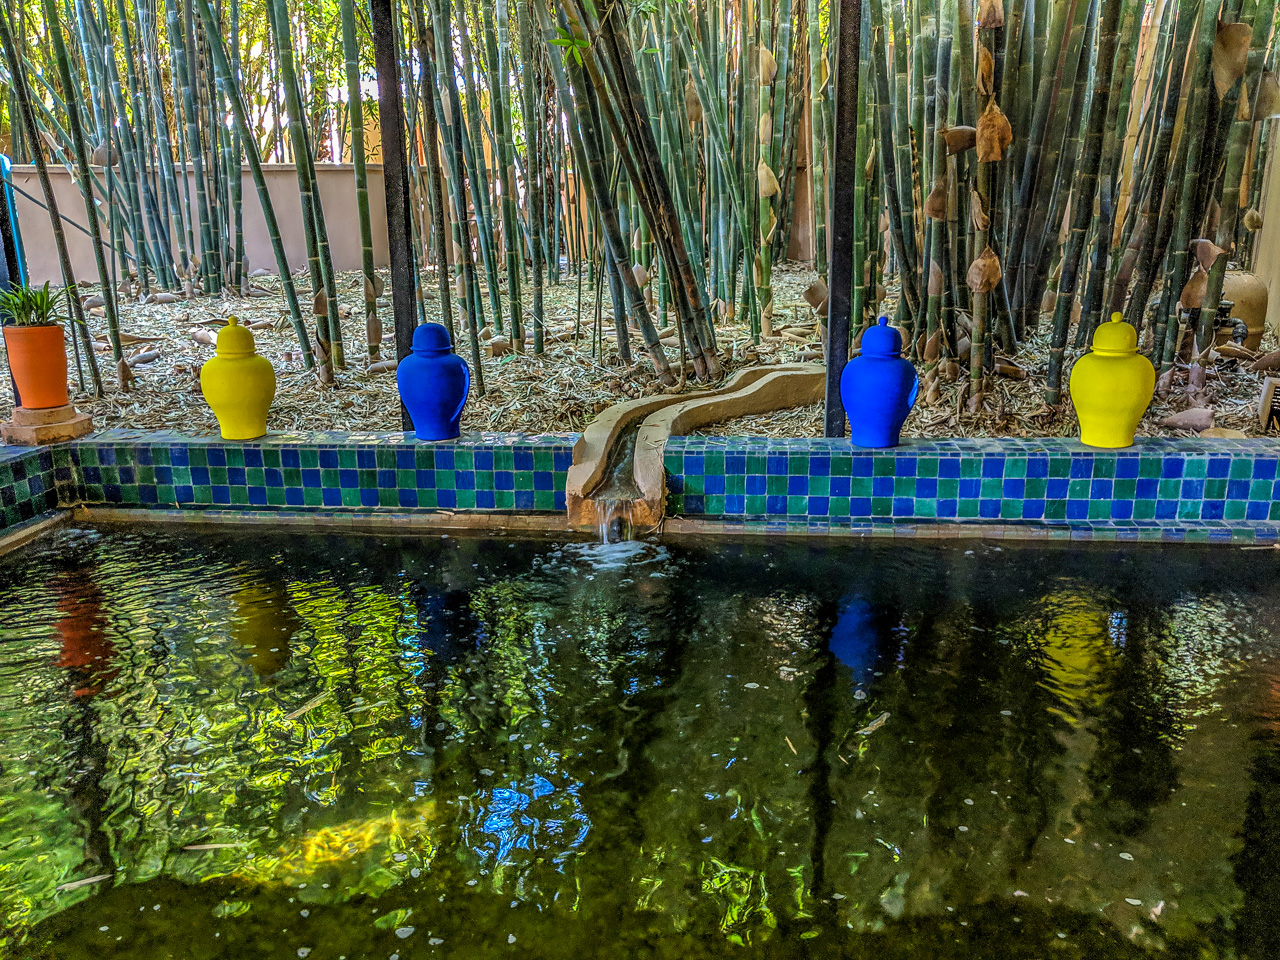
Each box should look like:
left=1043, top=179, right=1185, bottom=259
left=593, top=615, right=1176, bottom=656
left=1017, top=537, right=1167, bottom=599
left=977, top=46, right=995, bottom=96
left=924, top=177, right=949, bottom=220
left=966, top=245, right=1002, bottom=294
left=1159, top=407, right=1215, bottom=432
left=90, top=141, right=118, bottom=166
left=976, top=101, right=1013, bottom=161
left=803, top=279, right=830, bottom=312
left=632, top=227, right=642, bottom=249
left=1191, top=238, right=1227, bottom=272
left=995, top=362, right=1027, bottom=380
left=928, top=259, right=946, bottom=297
left=439, top=91, right=453, bottom=127
left=818, top=56, right=830, bottom=93
left=923, top=330, right=941, bottom=362
left=758, top=111, right=773, bottom=145
left=865, top=150, right=876, bottom=180
left=1244, top=207, right=1265, bottom=231
left=759, top=46, right=778, bottom=84
left=685, top=78, right=703, bottom=123
left=632, top=263, right=650, bottom=288
left=363, top=273, right=384, bottom=300
left=312, top=290, right=328, bottom=316
left=366, top=358, right=398, bottom=374
left=1213, top=22, right=1251, bottom=98
left=189, top=327, right=217, bottom=346
left=977, top=0, right=1005, bottom=28
left=1255, top=70, right=1280, bottom=118
left=116, top=359, right=135, bottom=392
left=1181, top=265, right=1208, bottom=310
left=1206, top=198, right=1221, bottom=237
left=943, top=126, right=977, bottom=154
left=970, top=187, right=990, bottom=231
left=761, top=206, right=778, bottom=245
left=757, top=158, right=781, bottom=198
left=1250, top=349, right=1280, bottom=371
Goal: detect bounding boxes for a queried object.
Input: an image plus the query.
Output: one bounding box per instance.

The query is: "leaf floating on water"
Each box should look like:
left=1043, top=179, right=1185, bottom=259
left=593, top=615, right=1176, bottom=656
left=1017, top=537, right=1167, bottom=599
left=856, top=712, right=891, bottom=737
left=1119, top=852, right=1135, bottom=861
left=183, top=843, right=244, bottom=851
left=55, top=873, right=111, bottom=892
left=285, top=691, right=331, bottom=721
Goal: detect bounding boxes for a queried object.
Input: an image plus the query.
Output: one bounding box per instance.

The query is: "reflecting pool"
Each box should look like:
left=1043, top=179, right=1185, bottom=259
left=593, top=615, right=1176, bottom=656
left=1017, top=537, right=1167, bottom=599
left=2, top=526, right=1279, bottom=958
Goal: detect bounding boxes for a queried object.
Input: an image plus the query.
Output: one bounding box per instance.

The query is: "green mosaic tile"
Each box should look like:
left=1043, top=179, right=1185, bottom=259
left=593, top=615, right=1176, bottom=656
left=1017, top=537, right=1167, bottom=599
left=1133, top=499, right=1156, bottom=520
left=267, top=487, right=287, bottom=506
left=157, top=484, right=175, bottom=502
left=534, top=490, right=556, bottom=510
left=1001, top=500, right=1022, bottom=520
left=1113, top=478, right=1136, bottom=500
left=767, top=475, right=787, bottom=495
left=495, top=490, right=515, bottom=509
left=359, top=469, right=377, bottom=488
left=418, top=490, right=439, bottom=509
left=246, top=468, right=265, bottom=486
left=189, top=448, right=208, bottom=467
left=747, top=454, right=767, bottom=474
left=303, top=488, right=324, bottom=506
left=830, top=496, right=851, bottom=516
left=746, top=495, right=766, bottom=514
left=1087, top=499, right=1110, bottom=520
left=810, top=476, right=830, bottom=497
left=830, top=455, right=852, bottom=476
left=224, top=448, right=245, bottom=468
left=1183, top=458, right=1207, bottom=478
left=684, top=475, right=705, bottom=495
left=1049, top=458, right=1072, bottom=478
left=1006, top=458, right=1027, bottom=478
left=1093, top=458, right=1115, bottom=479
left=301, top=449, right=320, bottom=468
left=340, top=488, right=361, bottom=507
left=454, top=449, right=475, bottom=470
left=284, top=468, right=302, bottom=487
left=397, top=469, right=415, bottom=487
left=1045, top=500, right=1067, bottom=520
left=705, top=452, right=725, bottom=475
left=457, top=490, right=479, bottom=509
left=726, top=474, right=746, bottom=495
left=894, top=477, right=915, bottom=496
left=937, top=477, right=959, bottom=499
left=1250, top=480, right=1271, bottom=500
left=789, top=455, right=808, bottom=476
left=787, top=496, right=807, bottom=515
left=1177, top=500, right=1201, bottom=520
left=980, top=477, right=1001, bottom=498
left=917, top=458, right=939, bottom=478
left=874, top=458, right=895, bottom=477
left=494, top=448, right=515, bottom=471
left=1225, top=500, right=1247, bottom=521
left=1158, top=479, right=1181, bottom=499
left=705, top=495, right=725, bottom=515
left=850, top=477, right=873, bottom=497
left=871, top=497, right=892, bottom=516
left=512, top=471, right=531, bottom=491
left=209, top=466, right=229, bottom=485
left=961, top=459, right=982, bottom=478
left=321, top=468, right=340, bottom=487
left=1204, top=478, right=1227, bottom=499
left=230, top=487, right=250, bottom=506
left=336, top=450, right=356, bottom=469
left=262, top=449, right=282, bottom=469
left=958, top=499, right=980, bottom=518
left=376, top=448, right=396, bottom=469
left=534, top=449, right=554, bottom=471
left=1271, top=502, right=1280, bottom=521
left=476, top=472, right=495, bottom=491
left=193, top=486, right=214, bottom=504
left=1024, top=477, right=1047, bottom=499
left=1230, top=459, right=1253, bottom=479
left=916, top=499, right=937, bottom=518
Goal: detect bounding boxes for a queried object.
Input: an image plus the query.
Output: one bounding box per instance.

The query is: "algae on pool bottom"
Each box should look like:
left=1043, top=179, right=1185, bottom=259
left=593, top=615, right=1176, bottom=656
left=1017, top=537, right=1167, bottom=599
left=0, top=528, right=1278, bottom=958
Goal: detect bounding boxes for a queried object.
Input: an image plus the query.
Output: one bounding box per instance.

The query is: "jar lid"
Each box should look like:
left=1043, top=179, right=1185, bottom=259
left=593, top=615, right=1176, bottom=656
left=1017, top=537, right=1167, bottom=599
left=413, top=322, right=454, bottom=354
left=860, top=315, right=902, bottom=358
left=1091, top=313, right=1138, bottom=355
left=215, top=316, right=257, bottom=359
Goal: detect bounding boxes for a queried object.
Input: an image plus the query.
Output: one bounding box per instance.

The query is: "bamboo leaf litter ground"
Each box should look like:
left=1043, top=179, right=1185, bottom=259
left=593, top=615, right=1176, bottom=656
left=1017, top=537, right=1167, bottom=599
left=0, top=262, right=1272, bottom=442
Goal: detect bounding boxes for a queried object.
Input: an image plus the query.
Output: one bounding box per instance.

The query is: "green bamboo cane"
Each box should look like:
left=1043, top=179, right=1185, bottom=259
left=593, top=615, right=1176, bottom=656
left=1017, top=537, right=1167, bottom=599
left=192, top=0, right=312, bottom=367
left=340, top=0, right=382, bottom=358
left=0, top=10, right=103, bottom=395
left=40, top=0, right=123, bottom=366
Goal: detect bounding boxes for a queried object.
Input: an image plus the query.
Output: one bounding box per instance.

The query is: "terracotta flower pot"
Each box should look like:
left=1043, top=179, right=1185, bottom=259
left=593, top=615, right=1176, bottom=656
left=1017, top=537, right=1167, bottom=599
left=2, top=323, right=69, bottom=409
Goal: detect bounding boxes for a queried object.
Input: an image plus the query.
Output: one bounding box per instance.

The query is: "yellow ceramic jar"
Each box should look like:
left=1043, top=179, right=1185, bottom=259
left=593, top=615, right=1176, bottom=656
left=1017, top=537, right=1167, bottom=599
left=200, top=316, right=276, bottom=440
left=1069, top=312, right=1154, bottom=449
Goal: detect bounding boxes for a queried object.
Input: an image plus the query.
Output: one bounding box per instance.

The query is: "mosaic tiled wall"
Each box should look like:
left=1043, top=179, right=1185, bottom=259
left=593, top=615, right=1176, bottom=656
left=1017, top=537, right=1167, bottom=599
left=665, top=436, right=1280, bottom=538
left=62, top=430, right=576, bottom=513
left=0, top=444, right=57, bottom=531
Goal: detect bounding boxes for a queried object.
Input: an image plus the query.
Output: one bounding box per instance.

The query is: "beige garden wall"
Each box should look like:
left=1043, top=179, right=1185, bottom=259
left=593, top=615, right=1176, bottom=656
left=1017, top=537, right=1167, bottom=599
left=10, top=163, right=390, bottom=284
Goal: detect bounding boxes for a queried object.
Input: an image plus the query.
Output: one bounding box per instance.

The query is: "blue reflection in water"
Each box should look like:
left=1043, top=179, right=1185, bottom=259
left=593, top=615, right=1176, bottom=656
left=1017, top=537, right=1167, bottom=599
left=828, top=596, right=883, bottom=689
left=467, top=772, right=591, bottom=870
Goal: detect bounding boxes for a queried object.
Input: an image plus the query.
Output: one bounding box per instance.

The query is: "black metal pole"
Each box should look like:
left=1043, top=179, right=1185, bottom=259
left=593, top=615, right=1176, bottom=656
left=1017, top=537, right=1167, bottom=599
left=824, top=0, right=862, bottom=438
left=370, top=0, right=417, bottom=430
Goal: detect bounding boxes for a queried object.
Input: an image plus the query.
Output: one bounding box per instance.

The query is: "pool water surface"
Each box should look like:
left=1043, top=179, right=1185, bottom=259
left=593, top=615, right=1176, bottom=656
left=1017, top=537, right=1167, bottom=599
left=1, top=527, right=1279, bottom=958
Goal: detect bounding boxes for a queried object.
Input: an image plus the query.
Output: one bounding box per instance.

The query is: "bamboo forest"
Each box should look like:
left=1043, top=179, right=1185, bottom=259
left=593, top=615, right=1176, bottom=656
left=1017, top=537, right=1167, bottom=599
left=1, top=0, right=1278, bottom=432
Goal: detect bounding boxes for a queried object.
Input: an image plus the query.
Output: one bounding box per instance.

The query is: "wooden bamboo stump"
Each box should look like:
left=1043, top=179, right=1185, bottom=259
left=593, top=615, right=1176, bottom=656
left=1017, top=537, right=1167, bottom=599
left=1, top=404, right=93, bottom=445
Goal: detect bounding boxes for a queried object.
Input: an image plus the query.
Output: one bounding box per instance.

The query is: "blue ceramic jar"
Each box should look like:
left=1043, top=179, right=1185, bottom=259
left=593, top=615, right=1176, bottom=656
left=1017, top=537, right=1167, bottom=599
left=397, top=323, right=471, bottom=441
left=839, top=316, right=919, bottom=448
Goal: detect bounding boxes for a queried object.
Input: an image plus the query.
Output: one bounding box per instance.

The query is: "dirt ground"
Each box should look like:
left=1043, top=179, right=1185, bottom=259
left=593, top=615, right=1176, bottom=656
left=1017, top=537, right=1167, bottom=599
left=0, top=260, right=1272, bottom=443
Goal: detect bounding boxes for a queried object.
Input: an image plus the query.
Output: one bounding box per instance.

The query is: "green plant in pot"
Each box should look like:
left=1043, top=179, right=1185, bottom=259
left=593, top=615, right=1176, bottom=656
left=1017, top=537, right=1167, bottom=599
left=0, top=282, right=70, bottom=409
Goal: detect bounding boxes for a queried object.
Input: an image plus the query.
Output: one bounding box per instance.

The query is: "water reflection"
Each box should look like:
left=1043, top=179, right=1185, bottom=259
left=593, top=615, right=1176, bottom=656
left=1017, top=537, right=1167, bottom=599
left=0, top=530, right=1276, bottom=957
